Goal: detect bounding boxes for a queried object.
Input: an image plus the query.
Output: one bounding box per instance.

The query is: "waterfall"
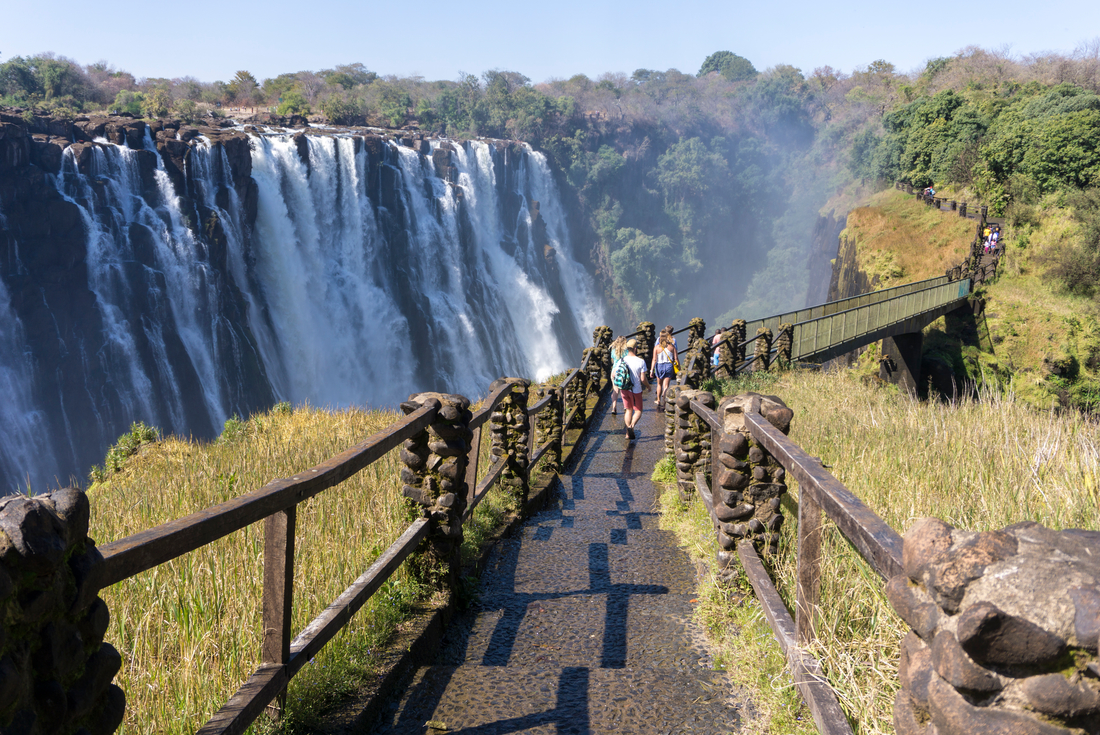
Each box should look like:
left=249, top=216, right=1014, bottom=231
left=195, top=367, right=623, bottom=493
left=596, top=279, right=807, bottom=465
left=0, top=210, right=59, bottom=493
left=0, top=131, right=603, bottom=493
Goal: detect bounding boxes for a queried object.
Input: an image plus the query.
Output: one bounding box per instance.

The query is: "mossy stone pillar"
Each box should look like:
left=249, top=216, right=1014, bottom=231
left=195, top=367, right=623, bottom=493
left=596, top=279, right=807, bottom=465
left=958, top=201, right=967, bottom=217
left=681, top=337, right=708, bottom=388
left=399, top=392, right=472, bottom=593
left=532, top=384, right=563, bottom=473
left=588, top=325, right=613, bottom=390
left=728, top=319, right=747, bottom=375
left=663, top=384, right=681, bottom=455
left=714, top=393, right=792, bottom=573
left=564, top=368, right=588, bottom=429
left=0, top=489, right=125, bottom=734
left=636, top=322, right=656, bottom=370
left=889, top=519, right=1100, bottom=735
left=687, top=318, right=706, bottom=347
left=673, top=389, right=715, bottom=502
left=488, top=378, right=530, bottom=507
left=775, top=323, right=793, bottom=368
left=754, top=327, right=773, bottom=371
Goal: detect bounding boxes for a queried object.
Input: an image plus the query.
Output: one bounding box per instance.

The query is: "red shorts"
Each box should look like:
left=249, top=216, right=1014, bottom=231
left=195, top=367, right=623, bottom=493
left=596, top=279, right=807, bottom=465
left=621, top=391, right=643, bottom=412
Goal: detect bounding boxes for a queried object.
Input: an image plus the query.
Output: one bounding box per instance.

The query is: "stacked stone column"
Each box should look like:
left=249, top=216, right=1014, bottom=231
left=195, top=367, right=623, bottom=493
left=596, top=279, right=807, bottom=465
left=663, top=384, right=682, bottom=455
left=686, top=318, right=706, bottom=347
left=730, top=319, right=748, bottom=374
left=635, top=322, right=656, bottom=370
left=754, top=327, right=773, bottom=371
left=775, top=323, right=794, bottom=368
left=532, top=384, right=563, bottom=474
left=399, top=392, right=473, bottom=593
left=487, top=378, right=531, bottom=507
left=673, top=389, right=715, bottom=502
left=0, top=489, right=125, bottom=734
left=674, top=338, right=702, bottom=388
left=713, top=394, right=792, bottom=573
left=587, top=325, right=613, bottom=391
left=889, top=519, right=1100, bottom=735
left=564, top=369, right=588, bottom=429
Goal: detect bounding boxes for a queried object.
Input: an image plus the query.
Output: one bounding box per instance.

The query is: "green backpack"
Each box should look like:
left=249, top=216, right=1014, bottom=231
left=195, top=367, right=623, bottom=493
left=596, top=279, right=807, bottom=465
left=611, top=358, right=633, bottom=390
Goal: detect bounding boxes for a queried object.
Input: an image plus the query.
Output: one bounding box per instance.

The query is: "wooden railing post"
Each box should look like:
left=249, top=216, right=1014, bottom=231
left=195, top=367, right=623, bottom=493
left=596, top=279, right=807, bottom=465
left=262, top=505, right=296, bottom=716
left=465, top=425, right=482, bottom=510
left=795, top=494, right=822, bottom=645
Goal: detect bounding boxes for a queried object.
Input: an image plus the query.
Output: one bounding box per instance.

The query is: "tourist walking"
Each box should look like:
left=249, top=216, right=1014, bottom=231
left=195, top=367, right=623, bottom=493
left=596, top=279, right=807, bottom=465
left=609, top=336, right=627, bottom=415
left=651, top=330, right=677, bottom=409
left=711, top=327, right=725, bottom=369
left=619, top=339, right=649, bottom=441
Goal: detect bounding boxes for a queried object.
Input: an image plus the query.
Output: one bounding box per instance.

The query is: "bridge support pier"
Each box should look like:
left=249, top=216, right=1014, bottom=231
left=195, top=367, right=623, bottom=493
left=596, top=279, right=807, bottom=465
left=879, top=333, right=923, bottom=394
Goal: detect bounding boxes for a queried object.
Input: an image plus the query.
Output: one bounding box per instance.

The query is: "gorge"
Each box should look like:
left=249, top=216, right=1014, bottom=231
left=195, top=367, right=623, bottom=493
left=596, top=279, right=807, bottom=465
left=0, top=114, right=602, bottom=493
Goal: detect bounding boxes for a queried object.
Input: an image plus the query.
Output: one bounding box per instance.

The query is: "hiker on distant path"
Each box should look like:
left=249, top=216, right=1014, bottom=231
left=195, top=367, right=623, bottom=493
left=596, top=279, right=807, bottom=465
left=711, top=327, right=725, bottom=369
left=620, top=339, right=649, bottom=442
left=651, top=330, right=678, bottom=410
left=609, top=335, right=628, bottom=415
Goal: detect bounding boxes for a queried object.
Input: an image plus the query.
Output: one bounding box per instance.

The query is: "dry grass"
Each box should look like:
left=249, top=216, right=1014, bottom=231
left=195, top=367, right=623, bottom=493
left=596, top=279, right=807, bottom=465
left=90, top=401, right=510, bottom=734
left=843, top=190, right=974, bottom=288
left=658, top=368, right=1100, bottom=733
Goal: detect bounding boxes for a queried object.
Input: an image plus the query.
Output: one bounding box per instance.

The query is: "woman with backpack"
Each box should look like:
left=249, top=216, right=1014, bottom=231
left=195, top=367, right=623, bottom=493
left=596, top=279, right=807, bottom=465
left=609, top=336, right=628, bottom=415
left=615, top=339, right=649, bottom=441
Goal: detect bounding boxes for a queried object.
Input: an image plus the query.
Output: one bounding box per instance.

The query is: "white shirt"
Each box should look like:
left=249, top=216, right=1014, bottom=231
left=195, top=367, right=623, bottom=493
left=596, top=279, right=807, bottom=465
left=624, top=354, right=647, bottom=394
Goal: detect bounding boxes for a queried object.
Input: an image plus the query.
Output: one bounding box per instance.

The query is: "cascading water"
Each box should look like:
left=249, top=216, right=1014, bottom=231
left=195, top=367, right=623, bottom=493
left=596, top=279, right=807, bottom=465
left=0, top=130, right=603, bottom=494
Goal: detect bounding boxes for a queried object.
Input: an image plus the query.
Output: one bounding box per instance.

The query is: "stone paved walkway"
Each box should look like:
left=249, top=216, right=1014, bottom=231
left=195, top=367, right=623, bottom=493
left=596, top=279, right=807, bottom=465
left=374, top=397, right=743, bottom=734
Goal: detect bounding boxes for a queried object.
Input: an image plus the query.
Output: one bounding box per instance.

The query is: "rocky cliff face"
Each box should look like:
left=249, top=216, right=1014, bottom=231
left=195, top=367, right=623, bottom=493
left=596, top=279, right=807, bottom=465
left=0, top=111, right=600, bottom=492
left=805, top=213, right=846, bottom=305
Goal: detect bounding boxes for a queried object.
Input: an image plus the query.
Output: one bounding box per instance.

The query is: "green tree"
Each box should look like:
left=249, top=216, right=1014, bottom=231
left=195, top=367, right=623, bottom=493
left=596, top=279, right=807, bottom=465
left=276, top=89, right=311, bottom=117
left=698, top=51, right=758, bottom=82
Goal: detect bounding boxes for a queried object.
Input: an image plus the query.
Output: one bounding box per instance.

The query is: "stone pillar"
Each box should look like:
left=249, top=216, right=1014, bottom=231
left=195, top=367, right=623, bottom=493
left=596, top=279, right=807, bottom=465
left=636, top=322, right=656, bottom=370
left=0, top=489, right=125, bottom=734
left=564, top=368, right=588, bottom=429
left=663, top=384, right=681, bottom=455
left=980, top=205, right=988, bottom=221
left=487, top=378, right=530, bottom=507
left=888, top=519, right=1100, bottom=735
left=400, top=392, right=472, bottom=592
left=959, top=202, right=967, bottom=217
left=714, top=394, right=792, bottom=570
left=730, top=319, right=748, bottom=374
left=588, top=325, right=613, bottom=390
left=754, top=327, right=773, bottom=371
left=775, top=323, right=793, bottom=368
left=673, top=389, right=715, bottom=502
left=532, top=384, right=563, bottom=473
left=681, top=337, right=709, bottom=388
left=949, top=200, right=957, bottom=211
left=686, top=317, right=706, bottom=347
left=879, top=333, right=923, bottom=395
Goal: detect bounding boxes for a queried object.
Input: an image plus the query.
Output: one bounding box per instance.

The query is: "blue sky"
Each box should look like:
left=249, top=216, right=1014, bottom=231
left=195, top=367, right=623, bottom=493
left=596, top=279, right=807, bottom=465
left=3, top=0, right=1096, bottom=84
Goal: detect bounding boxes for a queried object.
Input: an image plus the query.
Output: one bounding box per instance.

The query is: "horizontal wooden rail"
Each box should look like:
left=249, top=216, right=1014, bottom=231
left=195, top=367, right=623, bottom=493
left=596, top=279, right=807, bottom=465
left=99, top=404, right=438, bottom=588
left=464, top=459, right=508, bottom=521
left=563, top=405, right=579, bottom=430
left=559, top=367, right=580, bottom=391
left=197, top=518, right=431, bottom=735
left=529, top=393, right=553, bottom=414
left=530, top=440, right=553, bottom=468
left=469, top=381, right=516, bottom=431
left=743, top=412, right=902, bottom=580
left=737, top=541, right=853, bottom=735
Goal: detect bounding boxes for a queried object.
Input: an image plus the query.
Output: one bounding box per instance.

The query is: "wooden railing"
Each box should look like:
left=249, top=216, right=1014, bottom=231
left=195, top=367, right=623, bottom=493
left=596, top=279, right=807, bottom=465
left=97, top=350, right=600, bottom=735
left=681, top=398, right=903, bottom=735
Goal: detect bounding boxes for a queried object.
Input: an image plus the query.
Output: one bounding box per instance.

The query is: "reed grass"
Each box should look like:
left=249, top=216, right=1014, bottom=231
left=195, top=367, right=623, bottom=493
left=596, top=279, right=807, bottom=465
left=89, top=401, right=508, bottom=734
left=659, top=368, right=1100, bottom=733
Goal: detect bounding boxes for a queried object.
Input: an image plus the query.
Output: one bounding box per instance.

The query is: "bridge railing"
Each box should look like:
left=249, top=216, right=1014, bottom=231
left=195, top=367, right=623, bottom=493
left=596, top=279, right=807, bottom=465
left=4, top=339, right=607, bottom=734
left=669, top=391, right=903, bottom=734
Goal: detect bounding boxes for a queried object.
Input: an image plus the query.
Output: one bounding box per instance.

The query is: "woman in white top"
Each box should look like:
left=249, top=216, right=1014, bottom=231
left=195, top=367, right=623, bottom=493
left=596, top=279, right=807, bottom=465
left=650, top=330, right=678, bottom=409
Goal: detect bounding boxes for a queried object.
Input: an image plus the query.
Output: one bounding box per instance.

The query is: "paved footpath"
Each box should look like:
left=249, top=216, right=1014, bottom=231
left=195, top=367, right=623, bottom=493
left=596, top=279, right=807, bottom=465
left=374, top=397, right=744, bottom=734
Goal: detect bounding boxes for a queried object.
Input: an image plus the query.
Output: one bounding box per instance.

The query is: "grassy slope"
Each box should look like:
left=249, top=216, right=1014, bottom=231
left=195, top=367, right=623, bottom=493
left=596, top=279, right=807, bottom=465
left=840, top=189, right=974, bottom=288
left=89, top=404, right=513, bottom=735
left=657, top=368, right=1099, bottom=733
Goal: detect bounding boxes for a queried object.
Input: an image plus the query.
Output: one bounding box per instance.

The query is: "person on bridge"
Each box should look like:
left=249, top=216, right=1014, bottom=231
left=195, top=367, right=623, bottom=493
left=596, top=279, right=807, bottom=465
left=651, top=330, right=678, bottom=410
left=609, top=336, right=628, bottom=415
left=621, top=339, right=649, bottom=441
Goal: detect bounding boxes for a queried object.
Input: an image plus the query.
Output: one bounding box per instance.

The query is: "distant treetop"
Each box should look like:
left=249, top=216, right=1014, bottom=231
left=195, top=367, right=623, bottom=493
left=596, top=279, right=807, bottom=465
left=698, top=51, right=759, bottom=82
